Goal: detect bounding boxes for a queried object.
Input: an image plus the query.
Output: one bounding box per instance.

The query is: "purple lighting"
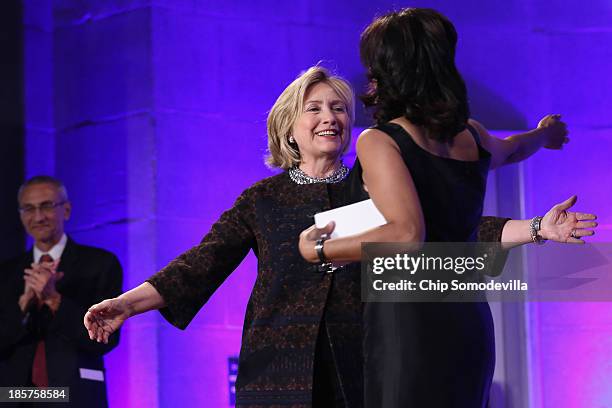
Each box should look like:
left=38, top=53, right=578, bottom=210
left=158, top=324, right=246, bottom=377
left=21, top=0, right=612, bottom=407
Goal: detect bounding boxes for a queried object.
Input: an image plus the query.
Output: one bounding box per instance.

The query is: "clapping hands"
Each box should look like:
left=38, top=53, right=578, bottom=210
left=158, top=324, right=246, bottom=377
left=19, top=260, right=64, bottom=312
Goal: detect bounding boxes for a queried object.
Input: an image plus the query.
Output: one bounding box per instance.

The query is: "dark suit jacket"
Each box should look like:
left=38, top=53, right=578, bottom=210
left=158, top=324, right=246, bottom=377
left=0, top=238, right=122, bottom=408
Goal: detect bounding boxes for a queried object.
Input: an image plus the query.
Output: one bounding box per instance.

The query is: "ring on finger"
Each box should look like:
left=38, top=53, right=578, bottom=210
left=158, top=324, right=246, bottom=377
left=571, top=229, right=578, bottom=239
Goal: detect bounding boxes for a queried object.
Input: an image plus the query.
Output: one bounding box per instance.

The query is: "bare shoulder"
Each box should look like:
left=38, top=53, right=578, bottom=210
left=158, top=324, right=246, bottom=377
left=357, top=127, right=398, bottom=152
left=468, top=118, right=491, bottom=138
left=357, top=127, right=387, bottom=141
left=468, top=118, right=484, bottom=131
left=467, top=118, right=482, bottom=127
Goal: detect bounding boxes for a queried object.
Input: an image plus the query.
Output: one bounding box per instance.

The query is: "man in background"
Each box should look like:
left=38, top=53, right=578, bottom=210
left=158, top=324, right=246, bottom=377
left=0, top=175, right=122, bottom=408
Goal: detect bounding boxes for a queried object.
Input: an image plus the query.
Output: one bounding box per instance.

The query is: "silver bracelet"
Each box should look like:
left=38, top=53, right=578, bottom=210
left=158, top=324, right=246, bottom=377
left=529, top=216, right=546, bottom=244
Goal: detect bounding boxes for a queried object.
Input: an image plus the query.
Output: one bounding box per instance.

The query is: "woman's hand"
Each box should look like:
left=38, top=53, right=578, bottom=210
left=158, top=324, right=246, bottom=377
left=298, top=222, right=335, bottom=263
left=84, top=297, right=132, bottom=344
left=540, top=195, right=597, bottom=243
left=537, top=114, right=569, bottom=149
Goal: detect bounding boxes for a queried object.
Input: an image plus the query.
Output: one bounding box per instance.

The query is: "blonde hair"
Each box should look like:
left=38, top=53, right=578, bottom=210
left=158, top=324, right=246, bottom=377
left=266, top=66, right=355, bottom=169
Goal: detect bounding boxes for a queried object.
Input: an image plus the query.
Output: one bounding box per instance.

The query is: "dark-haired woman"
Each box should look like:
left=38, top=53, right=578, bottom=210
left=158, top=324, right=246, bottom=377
left=298, top=8, right=581, bottom=407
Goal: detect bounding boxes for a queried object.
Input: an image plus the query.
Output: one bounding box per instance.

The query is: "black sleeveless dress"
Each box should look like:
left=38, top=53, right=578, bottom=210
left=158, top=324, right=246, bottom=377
left=348, top=122, right=495, bottom=407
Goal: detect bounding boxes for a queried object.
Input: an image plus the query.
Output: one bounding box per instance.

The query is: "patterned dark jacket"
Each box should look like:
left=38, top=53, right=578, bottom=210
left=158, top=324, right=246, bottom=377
left=147, top=172, right=509, bottom=408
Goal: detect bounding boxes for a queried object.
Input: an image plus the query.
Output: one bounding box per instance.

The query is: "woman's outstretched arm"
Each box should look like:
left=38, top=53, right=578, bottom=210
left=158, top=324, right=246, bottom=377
left=500, top=195, right=597, bottom=249
left=84, top=282, right=165, bottom=344
left=472, top=114, right=568, bottom=170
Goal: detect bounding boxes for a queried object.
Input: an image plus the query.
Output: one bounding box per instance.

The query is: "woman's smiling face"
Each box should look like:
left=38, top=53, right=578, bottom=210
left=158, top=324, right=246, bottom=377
left=291, top=81, right=349, bottom=164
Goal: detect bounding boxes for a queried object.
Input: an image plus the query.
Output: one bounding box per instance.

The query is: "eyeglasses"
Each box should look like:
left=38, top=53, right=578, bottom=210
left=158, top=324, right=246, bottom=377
left=18, top=201, right=66, bottom=216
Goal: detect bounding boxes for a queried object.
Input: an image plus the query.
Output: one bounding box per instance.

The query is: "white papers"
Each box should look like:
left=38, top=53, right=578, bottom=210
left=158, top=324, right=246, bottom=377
left=315, top=199, right=387, bottom=238
left=79, top=368, right=105, bottom=382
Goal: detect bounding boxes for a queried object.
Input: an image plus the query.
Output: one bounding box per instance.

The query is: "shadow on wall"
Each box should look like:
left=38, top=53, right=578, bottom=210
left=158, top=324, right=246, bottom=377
left=0, top=0, right=25, bottom=261
left=489, top=381, right=513, bottom=408
left=465, top=76, right=527, bottom=131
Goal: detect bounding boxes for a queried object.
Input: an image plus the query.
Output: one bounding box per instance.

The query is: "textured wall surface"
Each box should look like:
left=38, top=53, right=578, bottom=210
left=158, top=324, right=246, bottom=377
left=21, top=0, right=611, bottom=407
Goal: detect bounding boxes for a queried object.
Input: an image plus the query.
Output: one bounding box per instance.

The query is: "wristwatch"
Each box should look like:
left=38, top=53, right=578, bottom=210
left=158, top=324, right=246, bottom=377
left=315, top=237, right=335, bottom=273
left=315, top=238, right=328, bottom=263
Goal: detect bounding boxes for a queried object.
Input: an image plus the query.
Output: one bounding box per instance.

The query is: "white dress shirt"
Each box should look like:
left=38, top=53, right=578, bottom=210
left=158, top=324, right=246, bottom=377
left=33, top=234, right=68, bottom=263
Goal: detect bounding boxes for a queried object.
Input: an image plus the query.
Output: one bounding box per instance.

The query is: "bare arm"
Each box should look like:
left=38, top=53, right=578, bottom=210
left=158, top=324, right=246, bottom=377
left=500, top=195, right=597, bottom=248
left=119, top=282, right=165, bottom=316
left=471, top=115, right=568, bottom=170
left=84, top=282, right=165, bottom=344
left=299, top=128, right=425, bottom=263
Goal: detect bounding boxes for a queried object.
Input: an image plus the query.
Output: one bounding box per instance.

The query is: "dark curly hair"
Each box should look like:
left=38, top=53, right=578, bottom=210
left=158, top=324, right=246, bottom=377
left=360, top=8, right=470, bottom=142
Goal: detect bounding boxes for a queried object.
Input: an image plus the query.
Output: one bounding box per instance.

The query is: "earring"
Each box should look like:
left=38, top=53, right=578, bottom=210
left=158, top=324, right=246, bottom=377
left=289, top=136, right=295, bottom=144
